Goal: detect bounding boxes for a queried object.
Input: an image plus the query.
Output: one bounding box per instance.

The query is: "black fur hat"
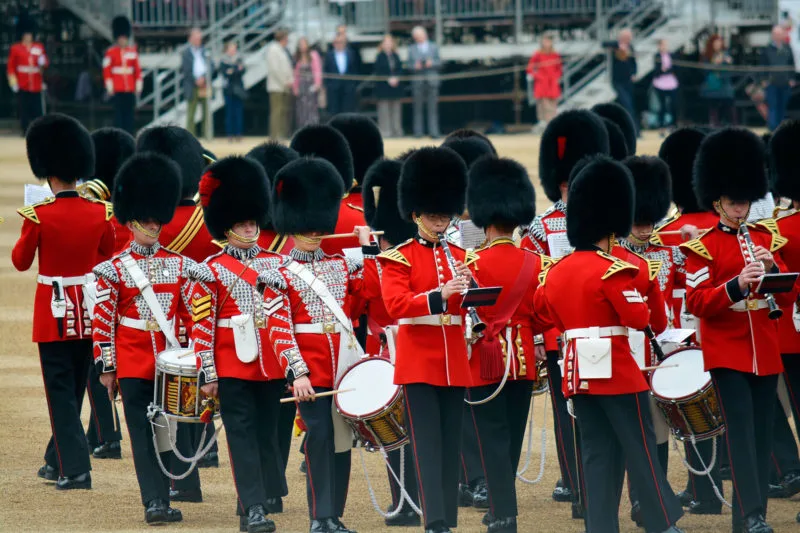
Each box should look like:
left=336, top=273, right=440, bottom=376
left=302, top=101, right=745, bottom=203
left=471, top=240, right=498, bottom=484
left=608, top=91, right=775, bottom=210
left=539, top=110, right=610, bottom=203
left=271, top=158, right=345, bottom=235
left=399, top=147, right=467, bottom=221
left=442, top=136, right=495, bottom=169
left=467, top=157, right=535, bottom=229
left=246, top=141, right=300, bottom=183
left=443, top=128, right=497, bottom=155
left=327, top=114, right=384, bottom=187
left=600, top=117, right=629, bottom=161
left=567, top=155, right=635, bottom=248
left=592, top=102, right=636, bottom=155
left=16, top=13, right=36, bottom=39
left=658, top=127, right=707, bottom=213
left=363, top=159, right=417, bottom=245
left=26, top=113, right=95, bottom=183
left=112, top=16, right=131, bottom=39
left=136, top=125, right=205, bottom=199
left=769, top=120, right=800, bottom=201
left=623, top=155, right=673, bottom=224
left=91, top=127, right=135, bottom=191
left=198, top=156, right=271, bottom=241
left=693, top=127, right=768, bottom=210
left=290, top=124, right=354, bottom=192
left=113, top=153, right=181, bottom=225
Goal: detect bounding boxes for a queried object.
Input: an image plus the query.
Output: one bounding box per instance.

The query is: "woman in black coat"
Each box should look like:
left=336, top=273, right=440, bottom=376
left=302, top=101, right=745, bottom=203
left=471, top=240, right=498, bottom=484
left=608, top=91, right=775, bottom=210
left=374, top=35, right=405, bottom=137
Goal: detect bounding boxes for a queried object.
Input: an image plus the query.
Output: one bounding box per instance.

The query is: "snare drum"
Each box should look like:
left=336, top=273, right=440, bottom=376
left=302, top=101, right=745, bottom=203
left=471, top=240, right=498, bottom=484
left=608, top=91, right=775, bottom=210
left=335, top=358, right=407, bottom=452
left=155, top=347, right=219, bottom=423
left=649, top=347, right=724, bottom=441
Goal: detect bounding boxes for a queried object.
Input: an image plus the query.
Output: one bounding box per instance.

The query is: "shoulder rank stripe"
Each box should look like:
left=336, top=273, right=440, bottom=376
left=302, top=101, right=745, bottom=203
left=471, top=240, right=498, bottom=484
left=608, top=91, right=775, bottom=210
left=679, top=238, right=713, bottom=261
left=597, top=251, right=638, bottom=280
left=755, top=219, right=789, bottom=252
left=647, top=260, right=662, bottom=282
left=191, top=294, right=212, bottom=322
left=377, top=247, right=411, bottom=267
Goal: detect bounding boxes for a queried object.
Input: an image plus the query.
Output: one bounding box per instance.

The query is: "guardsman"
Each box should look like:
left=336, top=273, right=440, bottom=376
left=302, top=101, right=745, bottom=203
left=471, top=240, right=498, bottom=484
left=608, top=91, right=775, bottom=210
left=92, top=153, right=191, bottom=525
left=535, top=155, right=684, bottom=533
left=465, top=156, right=552, bottom=533
left=682, top=128, right=797, bottom=533
left=596, top=116, right=630, bottom=161
left=7, top=13, right=47, bottom=134
left=592, top=101, right=638, bottom=156
left=328, top=113, right=385, bottom=212
left=190, top=156, right=287, bottom=533
left=103, top=16, right=142, bottom=133
left=258, top=157, right=363, bottom=533
left=12, top=114, right=115, bottom=489
left=377, top=147, right=475, bottom=533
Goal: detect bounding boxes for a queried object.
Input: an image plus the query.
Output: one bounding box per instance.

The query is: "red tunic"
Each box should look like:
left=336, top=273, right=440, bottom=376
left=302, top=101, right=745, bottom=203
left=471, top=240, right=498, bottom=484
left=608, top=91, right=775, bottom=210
left=159, top=202, right=220, bottom=263
left=102, top=44, right=142, bottom=93
left=621, top=239, right=686, bottom=328
left=258, top=230, right=294, bottom=255
left=776, top=212, right=800, bottom=354
left=12, top=191, right=116, bottom=342
left=91, top=242, right=193, bottom=379
left=361, top=245, right=394, bottom=356
left=534, top=249, right=651, bottom=397
left=652, top=211, right=719, bottom=247
left=7, top=41, right=47, bottom=92
left=320, top=193, right=366, bottom=256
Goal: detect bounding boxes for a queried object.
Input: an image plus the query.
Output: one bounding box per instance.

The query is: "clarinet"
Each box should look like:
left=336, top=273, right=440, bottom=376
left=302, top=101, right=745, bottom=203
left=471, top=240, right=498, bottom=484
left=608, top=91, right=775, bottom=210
left=437, top=233, right=486, bottom=343
left=738, top=223, right=782, bottom=320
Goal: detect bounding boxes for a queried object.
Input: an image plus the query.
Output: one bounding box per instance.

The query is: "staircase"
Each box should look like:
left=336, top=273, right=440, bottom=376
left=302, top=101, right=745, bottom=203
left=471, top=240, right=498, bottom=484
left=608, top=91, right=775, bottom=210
left=57, top=0, right=129, bottom=42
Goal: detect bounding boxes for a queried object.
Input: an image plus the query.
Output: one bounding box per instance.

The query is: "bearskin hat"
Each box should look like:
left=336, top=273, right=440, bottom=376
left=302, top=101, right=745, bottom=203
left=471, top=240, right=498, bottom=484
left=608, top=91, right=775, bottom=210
left=246, top=141, right=299, bottom=184
left=26, top=113, right=95, bottom=183
left=768, top=120, right=800, bottom=201
left=112, top=16, right=131, bottom=39
left=467, top=157, right=535, bottom=229
left=396, top=148, right=419, bottom=162
left=202, top=147, right=216, bottom=165
left=600, top=117, right=629, bottom=161
left=442, top=136, right=495, bottom=169
left=113, top=153, right=181, bottom=225
left=399, top=147, right=467, bottom=221
left=592, top=102, right=636, bottom=156
left=198, top=156, right=271, bottom=241
left=443, top=128, right=497, bottom=155
left=91, top=128, right=135, bottom=191
left=693, top=127, right=767, bottom=210
left=539, top=110, right=610, bottom=203
left=658, top=127, right=707, bottom=213
left=567, top=155, right=635, bottom=248
left=623, top=156, right=672, bottom=224
left=136, top=125, right=205, bottom=199
left=327, top=114, right=384, bottom=187
left=290, top=124, right=354, bottom=192
left=271, top=158, right=345, bottom=235
left=16, top=13, right=36, bottom=39
left=363, top=159, right=417, bottom=245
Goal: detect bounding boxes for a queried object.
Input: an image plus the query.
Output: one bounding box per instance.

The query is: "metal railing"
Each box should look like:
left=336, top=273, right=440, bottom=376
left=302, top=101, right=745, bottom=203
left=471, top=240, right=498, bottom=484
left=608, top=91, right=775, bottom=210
left=132, top=0, right=265, bottom=28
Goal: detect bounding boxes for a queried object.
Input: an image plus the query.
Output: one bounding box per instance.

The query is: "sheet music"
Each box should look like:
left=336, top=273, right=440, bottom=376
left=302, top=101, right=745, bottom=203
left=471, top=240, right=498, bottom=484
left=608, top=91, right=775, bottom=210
left=547, top=232, right=573, bottom=258
left=748, top=192, right=774, bottom=222
left=342, top=247, right=363, bottom=263
left=656, top=328, right=695, bottom=344
left=24, top=183, right=52, bottom=206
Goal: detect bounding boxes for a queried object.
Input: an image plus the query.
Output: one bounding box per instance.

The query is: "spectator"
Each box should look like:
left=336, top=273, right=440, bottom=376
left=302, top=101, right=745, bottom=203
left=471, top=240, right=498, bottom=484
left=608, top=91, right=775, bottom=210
left=219, top=40, right=246, bottom=142
left=408, top=26, right=441, bottom=138
left=700, top=34, right=735, bottom=127
left=762, top=25, right=796, bottom=131
left=526, top=33, right=562, bottom=133
left=266, top=28, right=294, bottom=139
left=336, top=24, right=363, bottom=74
left=652, top=38, right=679, bottom=135
left=373, top=34, right=404, bottom=138
left=293, top=37, right=322, bottom=128
left=603, top=29, right=638, bottom=134
left=181, top=27, right=212, bottom=137
left=323, top=34, right=359, bottom=115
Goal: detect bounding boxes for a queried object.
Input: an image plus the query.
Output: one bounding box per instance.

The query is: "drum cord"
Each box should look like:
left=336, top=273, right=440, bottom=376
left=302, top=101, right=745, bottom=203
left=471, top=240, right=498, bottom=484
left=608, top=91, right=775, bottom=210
left=357, top=443, right=423, bottom=518
left=672, top=434, right=731, bottom=508
left=516, top=395, right=548, bottom=485
left=465, top=338, right=513, bottom=406
left=148, top=410, right=222, bottom=480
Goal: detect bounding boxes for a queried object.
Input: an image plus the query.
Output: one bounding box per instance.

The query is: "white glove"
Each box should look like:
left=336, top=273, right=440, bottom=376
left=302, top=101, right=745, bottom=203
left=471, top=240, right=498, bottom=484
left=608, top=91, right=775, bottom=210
left=135, top=79, right=143, bottom=94
left=10, top=83, right=18, bottom=93
left=105, top=80, right=114, bottom=96
left=37, top=55, right=46, bottom=67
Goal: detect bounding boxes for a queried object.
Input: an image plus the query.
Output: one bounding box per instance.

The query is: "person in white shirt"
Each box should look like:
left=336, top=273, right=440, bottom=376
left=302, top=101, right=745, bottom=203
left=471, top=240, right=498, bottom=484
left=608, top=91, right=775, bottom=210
left=408, top=26, right=441, bottom=138
left=181, top=27, right=211, bottom=137
left=266, top=28, right=294, bottom=139
left=323, top=35, right=359, bottom=116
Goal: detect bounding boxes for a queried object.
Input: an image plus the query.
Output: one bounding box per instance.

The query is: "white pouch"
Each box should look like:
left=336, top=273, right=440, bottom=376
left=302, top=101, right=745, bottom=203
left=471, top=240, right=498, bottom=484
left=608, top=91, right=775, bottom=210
left=230, top=314, right=258, bottom=363
left=793, top=303, right=800, bottom=333
left=50, top=276, right=67, bottom=318
left=575, top=337, right=612, bottom=379
left=628, top=329, right=646, bottom=369
left=384, top=325, right=399, bottom=364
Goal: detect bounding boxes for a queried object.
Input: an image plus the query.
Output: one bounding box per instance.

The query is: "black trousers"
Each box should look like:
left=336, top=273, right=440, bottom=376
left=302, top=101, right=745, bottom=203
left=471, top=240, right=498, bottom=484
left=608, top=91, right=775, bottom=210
left=118, top=378, right=172, bottom=506
left=113, top=92, right=136, bottom=134
left=467, top=380, right=533, bottom=519
left=18, top=89, right=42, bottom=135
left=573, top=391, right=683, bottom=533
left=711, top=369, right=778, bottom=522
left=278, top=388, right=296, bottom=475
left=546, top=350, right=582, bottom=500
left=168, top=422, right=202, bottom=492
left=297, top=387, right=351, bottom=520
left=403, top=383, right=465, bottom=529
left=38, top=341, right=92, bottom=477
left=770, top=395, right=800, bottom=481
left=388, top=444, right=419, bottom=510
left=86, top=362, right=121, bottom=448
left=683, top=436, right=724, bottom=503
left=218, top=378, right=286, bottom=514
left=629, top=442, right=669, bottom=506
left=193, top=418, right=218, bottom=455
left=459, top=402, right=484, bottom=486
left=655, top=87, right=678, bottom=128
left=326, top=84, right=357, bottom=116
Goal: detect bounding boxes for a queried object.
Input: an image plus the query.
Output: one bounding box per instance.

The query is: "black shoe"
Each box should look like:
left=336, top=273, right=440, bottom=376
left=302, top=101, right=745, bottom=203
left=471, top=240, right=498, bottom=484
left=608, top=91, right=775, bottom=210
left=265, top=497, right=283, bottom=514
left=92, top=441, right=122, bottom=459
left=676, top=490, right=693, bottom=507
left=384, top=508, right=420, bottom=526
left=767, top=482, right=788, bottom=498
left=310, top=520, right=329, bottom=533
left=299, top=459, right=307, bottom=474
left=796, top=511, right=800, bottom=523
left=482, top=511, right=495, bottom=526
left=55, top=472, right=92, bottom=490
left=169, top=488, right=203, bottom=502
left=688, top=499, right=722, bottom=515
left=471, top=478, right=489, bottom=509
left=197, top=451, right=219, bottom=468
left=630, top=501, right=643, bottom=527
left=457, top=483, right=473, bottom=507
left=487, top=516, right=517, bottom=533
left=571, top=502, right=584, bottom=519
left=720, top=465, right=731, bottom=481
left=738, top=514, right=772, bottom=533
left=144, top=499, right=183, bottom=525
left=37, top=464, right=57, bottom=482
left=329, top=518, right=356, bottom=533
left=552, top=485, right=573, bottom=502
left=246, top=505, right=276, bottom=533
left=424, top=521, right=450, bottom=533
left=781, top=470, right=800, bottom=497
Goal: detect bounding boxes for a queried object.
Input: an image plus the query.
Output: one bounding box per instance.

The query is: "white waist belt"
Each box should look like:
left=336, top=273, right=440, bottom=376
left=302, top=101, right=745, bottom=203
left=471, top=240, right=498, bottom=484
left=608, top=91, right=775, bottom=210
left=563, top=326, right=628, bottom=342
left=111, top=67, right=134, bottom=74
left=17, top=66, right=40, bottom=73
left=672, top=289, right=685, bottom=298
left=398, top=315, right=462, bottom=326
left=37, top=274, right=95, bottom=286
left=217, top=318, right=266, bottom=329
left=730, top=299, right=770, bottom=312
left=294, top=323, right=342, bottom=334
left=119, top=317, right=175, bottom=332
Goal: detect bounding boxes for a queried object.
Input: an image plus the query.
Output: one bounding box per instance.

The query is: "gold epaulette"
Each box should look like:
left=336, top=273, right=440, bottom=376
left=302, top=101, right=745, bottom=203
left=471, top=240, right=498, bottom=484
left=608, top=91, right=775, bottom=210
left=597, top=251, right=638, bottom=280
left=755, top=219, right=789, bottom=252
left=679, top=233, right=713, bottom=261
left=346, top=203, right=364, bottom=212
left=211, top=239, right=227, bottom=249
left=104, top=201, right=114, bottom=221
left=463, top=248, right=479, bottom=267
left=191, top=294, right=212, bottom=322
left=377, top=244, right=411, bottom=267
left=16, top=196, right=56, bottom=224
left=654, top=210, right=680, bottom=233
left=647, top=260, right=662, bottom=282
left=537, top=254, right=557, bottom=285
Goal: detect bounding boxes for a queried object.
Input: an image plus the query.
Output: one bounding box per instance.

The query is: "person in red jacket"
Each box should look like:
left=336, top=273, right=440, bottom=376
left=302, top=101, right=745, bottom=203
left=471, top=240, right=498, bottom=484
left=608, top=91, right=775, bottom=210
left=103, top=16, right=142, bottom=134
left=535, top=155, right=684, bottom=533
left=328, top=113, right=385, bottom=211
left=682, top=128, right=797, bottom=533
left=7, top=14, right=47, bottom=135
left=190, top=157, right=286, bottom=533
left=258, top=157, right=363, bottom=533
left=12, top=114, right=115, bottom=489
left=526, top=33, right=562, bottom=132
left=92, top=153, right=190, bottom=525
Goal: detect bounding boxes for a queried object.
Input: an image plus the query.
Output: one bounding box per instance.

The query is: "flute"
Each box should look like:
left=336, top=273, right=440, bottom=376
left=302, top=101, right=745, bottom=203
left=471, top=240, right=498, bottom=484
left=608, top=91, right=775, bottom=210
left=437, top=233, right=486, bottom=343
left=739, top=222, right=782, bottom=320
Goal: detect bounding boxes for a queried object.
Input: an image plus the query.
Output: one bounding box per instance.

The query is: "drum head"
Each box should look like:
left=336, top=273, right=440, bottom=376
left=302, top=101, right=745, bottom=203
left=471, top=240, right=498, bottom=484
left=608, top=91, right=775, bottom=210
left=156, top=348, right=197, bottom=374
left=651, top=348, right=710, bottom=400
left=336, top=358, right=398, bottom=417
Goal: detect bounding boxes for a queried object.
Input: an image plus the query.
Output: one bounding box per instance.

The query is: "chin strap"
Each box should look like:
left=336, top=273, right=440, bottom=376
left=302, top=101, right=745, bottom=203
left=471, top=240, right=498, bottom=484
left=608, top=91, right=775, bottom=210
left=226, top=228, right=260, bottom=244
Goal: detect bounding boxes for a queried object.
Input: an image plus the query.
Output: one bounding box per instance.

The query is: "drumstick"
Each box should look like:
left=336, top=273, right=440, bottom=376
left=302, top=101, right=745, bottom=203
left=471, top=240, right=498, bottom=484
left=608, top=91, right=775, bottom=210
left=279, top=388, right=355, bottom=403
left=656, top=229, right=711, bottom=236
left=640, top=364, right=679, bottom=371
left=320, top=231, right=384, bottom=240
left=108, top=388, right=119, bottom=433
